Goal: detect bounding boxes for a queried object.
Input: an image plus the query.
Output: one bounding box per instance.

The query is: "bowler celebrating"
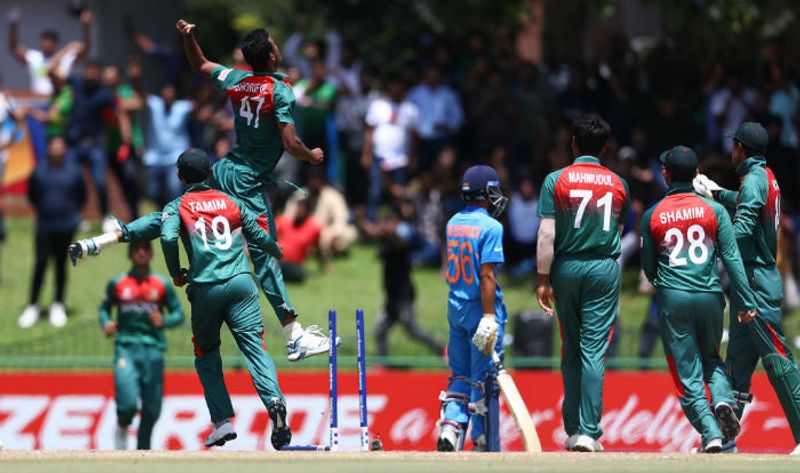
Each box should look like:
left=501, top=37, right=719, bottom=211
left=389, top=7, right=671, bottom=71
left=641, top=146, right=756, bottom=453
left=438, top=165, right=508, bottom=452
left=70, top=20, right=333, bottom=362
left=536, top=114, right=630, bottom=452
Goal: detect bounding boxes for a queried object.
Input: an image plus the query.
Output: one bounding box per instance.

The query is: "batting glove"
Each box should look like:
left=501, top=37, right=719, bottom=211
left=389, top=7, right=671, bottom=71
left=68, top=239, right=99, bottom=266
left=472, top=315, right=499, bottom=356
left=693, top=174, right=722, bottom=199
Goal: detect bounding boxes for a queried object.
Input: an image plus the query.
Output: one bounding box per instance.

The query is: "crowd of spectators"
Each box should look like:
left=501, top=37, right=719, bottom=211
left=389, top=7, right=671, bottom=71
left=3, top=11, right=800, bottom=354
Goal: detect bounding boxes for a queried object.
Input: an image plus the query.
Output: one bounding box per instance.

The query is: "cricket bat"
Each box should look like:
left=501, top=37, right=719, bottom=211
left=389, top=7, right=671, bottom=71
left=492, top=351, right=542, bottom=452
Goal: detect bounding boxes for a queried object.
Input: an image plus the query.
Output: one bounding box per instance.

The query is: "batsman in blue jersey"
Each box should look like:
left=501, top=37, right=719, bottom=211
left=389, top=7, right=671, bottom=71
left=437, top=165, right=509, bottom=452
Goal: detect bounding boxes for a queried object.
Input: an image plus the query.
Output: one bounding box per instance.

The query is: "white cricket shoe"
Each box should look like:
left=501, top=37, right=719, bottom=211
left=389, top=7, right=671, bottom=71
left=572, top=435, right=596, bottom=452
left=564, top=434, right=580, bottom=451
left=791, top=443, right=800, bottom=455
left=593, top=439, right=604, bottom=452
left=436, top=423, right=462, bottom=452
left=704, top=438, right=723, bottom=453
left=205, top=420, right=237, bottom=447
left=18, top=305, right=39, bottom=329
left=49, top=302, right=67, bottom=328
left=287, top=325, right=341, bottom=362
left=114, top=424, right=128, bottom=450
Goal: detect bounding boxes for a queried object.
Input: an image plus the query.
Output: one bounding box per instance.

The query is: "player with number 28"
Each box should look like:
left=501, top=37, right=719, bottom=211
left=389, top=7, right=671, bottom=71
left=641, top=145, right=756, bottom=453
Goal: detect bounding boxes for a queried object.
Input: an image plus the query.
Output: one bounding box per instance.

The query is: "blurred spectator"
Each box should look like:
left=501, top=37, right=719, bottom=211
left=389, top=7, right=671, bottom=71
left=8, top=9, right=92, bottom=96
left=275, top=199, right=322, bottom=283
left=124, top=17, right=185, bottom=86
left=103, top=64, right=143, bottom=219
left=506, top=175, right=539, bottom=274
left=406, top=64, right=463, bottom=170
left=19, top=136, right=85, bottom=329
left=362, top=77, right=419, bottom=221
left=142, top=83, right=193, bottom=208
left=65, top=60, right=131, bottom=227
left=336, top=65, right=377, bottom=211
left=768, top=64, right=799, bottom=149
left=293, top=60, right=336, bottom=151
left=407, top=173, right=444, bottom=267
left=708, top=68, right=757, bottom=152
left=0, top=84, right=24, bottom=254
left=284, top=169, right=357, bottom=265
left=365, top=199, right=444, bottom=357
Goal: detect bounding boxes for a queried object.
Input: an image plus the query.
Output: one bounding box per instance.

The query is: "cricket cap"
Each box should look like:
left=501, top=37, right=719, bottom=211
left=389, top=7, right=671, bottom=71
left=660, top=145, right=698, bottom=173
left=177, top=148, right=211, bottom=183
left=726, top=122, right=768, bottom=153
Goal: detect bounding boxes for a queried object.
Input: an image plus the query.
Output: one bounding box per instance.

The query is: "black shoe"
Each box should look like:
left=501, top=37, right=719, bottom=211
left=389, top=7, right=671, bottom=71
left=714, top=402, right=741, bottom=440
left=268, top=397, right=292, bottom=450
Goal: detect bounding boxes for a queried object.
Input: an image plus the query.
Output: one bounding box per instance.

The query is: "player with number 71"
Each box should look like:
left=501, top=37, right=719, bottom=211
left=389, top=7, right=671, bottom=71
left=535, top=114, right=630, bottom=453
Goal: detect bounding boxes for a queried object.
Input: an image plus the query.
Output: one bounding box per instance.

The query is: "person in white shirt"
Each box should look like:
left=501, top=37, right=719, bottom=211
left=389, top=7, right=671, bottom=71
left=406, top=65, right=463, bottom=170
left=708, top=72, right=757, bottom=153
left=142, top=83, right=193, bottom=207
left=8, top=9, right=92, bottom=97
left=362, top=78, right=419, bottom=221
left=507, top=175, right=539, bottom=274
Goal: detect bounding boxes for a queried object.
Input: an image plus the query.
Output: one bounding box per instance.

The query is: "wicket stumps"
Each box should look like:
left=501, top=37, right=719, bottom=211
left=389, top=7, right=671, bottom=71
left=281, top=308, right=370, bottom=452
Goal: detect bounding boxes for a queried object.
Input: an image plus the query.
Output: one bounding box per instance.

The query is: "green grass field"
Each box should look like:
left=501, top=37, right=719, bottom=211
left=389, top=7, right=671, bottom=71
left=1, top=451, right=799, bottom=473
left=1, top=216, right=800, bottom=369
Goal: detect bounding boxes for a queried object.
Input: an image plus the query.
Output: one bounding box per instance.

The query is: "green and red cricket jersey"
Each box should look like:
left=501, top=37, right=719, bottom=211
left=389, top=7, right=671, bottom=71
left=160, top=183, right=279, bottom=284
left=538, top=156, right=630, bottom=258
left=717, top=156, right=780, bottom=266
left=211, top=65, right=295, bottom=176
left=640, top=184, right=756, bottom=311
left=99, top=270, right=184, bottom=350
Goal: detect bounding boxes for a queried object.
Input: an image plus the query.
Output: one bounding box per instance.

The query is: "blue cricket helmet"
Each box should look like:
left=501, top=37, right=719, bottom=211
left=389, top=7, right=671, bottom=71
left=461, top=165, right=509, bottom=217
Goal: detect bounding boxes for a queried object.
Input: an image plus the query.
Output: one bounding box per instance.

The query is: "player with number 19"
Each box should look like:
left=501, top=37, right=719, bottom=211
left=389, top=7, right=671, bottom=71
left=536, top=114, right=629, bottom=453
left=641, top=146, right=756, bottom=453
left=160, top=148, right=290, bottom=450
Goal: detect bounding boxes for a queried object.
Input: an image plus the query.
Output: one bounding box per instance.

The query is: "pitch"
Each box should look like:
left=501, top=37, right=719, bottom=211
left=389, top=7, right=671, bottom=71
left=1, top=451, right=799, bottom=473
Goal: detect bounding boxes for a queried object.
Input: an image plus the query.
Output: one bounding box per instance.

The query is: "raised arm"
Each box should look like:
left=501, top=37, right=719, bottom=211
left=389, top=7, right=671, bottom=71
left=74, top=9, right=93, bottom=63
left=176, top=19, right=220, bottom=76
left=8, top=13, right=26, bottom=65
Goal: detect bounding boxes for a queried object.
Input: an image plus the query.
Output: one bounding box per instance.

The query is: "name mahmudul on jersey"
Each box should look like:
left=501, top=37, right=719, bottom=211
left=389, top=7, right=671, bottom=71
left=188, top=199, right=228, bottom=213
left=658, top=207, right=705, bottom=224
left=567, top=171, right=614, bottom=186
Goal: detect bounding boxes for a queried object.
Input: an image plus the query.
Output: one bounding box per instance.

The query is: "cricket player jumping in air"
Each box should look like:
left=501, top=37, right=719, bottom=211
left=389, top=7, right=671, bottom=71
left=536, top=114, right=630, bottom=452
left=695, top=122, right=800, bottom=454
left=100, top=239, right=184, bottom=450
left=69, top=20, right=336, bottom=362
left=438, top=164, right=508, bottom=452
left=641, top=145, right=757, bottom=453
left=161, top=148, right=290, bottom=449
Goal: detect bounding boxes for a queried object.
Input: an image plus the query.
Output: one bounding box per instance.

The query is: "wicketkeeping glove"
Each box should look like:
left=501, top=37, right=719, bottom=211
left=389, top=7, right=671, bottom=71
left=693, top=174, right=722, bottom=199
left=472, top=315, right=499, bottom=356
